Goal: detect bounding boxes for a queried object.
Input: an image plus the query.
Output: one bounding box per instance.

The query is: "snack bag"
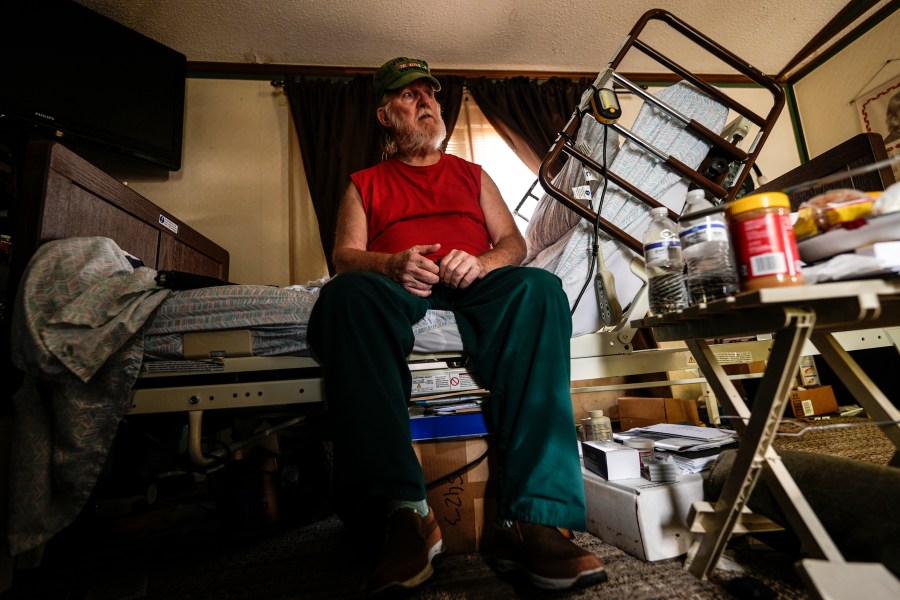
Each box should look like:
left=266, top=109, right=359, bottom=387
left=793, top=188, right=874, bottom=239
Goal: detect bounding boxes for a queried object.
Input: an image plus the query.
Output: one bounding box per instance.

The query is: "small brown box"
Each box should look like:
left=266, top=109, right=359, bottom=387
left=663, top=397, right=701, bottom=425
left=620, top=416, right=664, bottom=432
left=617, top=396, right=702, bottom=431
left=790, top=385, right=838, bottom=418
left=722, top=361, right=767, bottom=375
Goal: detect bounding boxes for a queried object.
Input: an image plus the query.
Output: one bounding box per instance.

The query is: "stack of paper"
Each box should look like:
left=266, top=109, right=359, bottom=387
left=614, top=424, right=738, bottom=473
left=410, top=390, right=490, bottom=415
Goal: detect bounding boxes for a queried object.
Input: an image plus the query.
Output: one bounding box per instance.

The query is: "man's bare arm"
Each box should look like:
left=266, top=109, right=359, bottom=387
left=477, top=169, right=527, bottom=270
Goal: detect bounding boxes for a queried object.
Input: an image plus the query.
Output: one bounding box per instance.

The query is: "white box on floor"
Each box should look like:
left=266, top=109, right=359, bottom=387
left=581, top=441, right=640, bottom=480
left=582, top=466, right=704, bottom=561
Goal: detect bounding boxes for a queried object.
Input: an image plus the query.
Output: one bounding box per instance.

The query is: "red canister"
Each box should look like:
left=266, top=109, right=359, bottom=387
left=725, top=192, right=804, bottom=291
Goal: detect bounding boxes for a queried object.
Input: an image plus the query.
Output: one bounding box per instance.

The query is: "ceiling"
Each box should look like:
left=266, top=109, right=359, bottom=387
left=76, top=0, right=884, bottom=77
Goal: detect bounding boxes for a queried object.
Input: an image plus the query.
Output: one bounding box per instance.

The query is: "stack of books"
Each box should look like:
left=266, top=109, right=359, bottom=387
left=408, top=390, right=491, bottom=441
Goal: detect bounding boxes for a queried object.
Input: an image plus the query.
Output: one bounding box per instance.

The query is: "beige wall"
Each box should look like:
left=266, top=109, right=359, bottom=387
left=793, top=10, right=900, bottom=159
left=726, top=87, right=802, bottom=182
left=126, top=78, right=325, bottom=286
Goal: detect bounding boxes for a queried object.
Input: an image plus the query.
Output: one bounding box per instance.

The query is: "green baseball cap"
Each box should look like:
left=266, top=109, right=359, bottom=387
left=374, top=57, right=441, bottom=102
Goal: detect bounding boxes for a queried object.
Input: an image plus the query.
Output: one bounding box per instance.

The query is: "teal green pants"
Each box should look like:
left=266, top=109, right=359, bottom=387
left=307, top=266, right=586, bottom=531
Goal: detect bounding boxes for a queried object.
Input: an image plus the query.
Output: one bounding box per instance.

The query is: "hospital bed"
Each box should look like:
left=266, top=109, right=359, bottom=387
left=4, top=138, right=658, bottom=558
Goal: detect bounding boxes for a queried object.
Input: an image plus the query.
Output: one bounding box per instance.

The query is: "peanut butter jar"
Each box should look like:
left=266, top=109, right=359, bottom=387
left=725, top=192, right=804, bottom=291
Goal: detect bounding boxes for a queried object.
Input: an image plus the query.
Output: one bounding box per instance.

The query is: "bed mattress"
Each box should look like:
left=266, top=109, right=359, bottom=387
left=142, top=282, right=465, bottom=359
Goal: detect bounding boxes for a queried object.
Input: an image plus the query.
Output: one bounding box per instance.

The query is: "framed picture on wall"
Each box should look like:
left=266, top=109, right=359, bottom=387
left=854, top=74, right=900, bottom=180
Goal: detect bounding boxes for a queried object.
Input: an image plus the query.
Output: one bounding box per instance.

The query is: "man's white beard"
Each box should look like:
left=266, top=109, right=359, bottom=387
left=386, top=106, right=447, bottom=156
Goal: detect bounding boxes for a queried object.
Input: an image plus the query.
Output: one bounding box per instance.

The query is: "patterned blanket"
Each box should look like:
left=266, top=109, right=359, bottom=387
left=8, top=237, right=171, bottom=555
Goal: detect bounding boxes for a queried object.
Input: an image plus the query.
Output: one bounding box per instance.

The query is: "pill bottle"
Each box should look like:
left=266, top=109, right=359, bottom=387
left=580, top=417, right=595, bottom=442
left=623, top=438, right=655, bottom=470
left=588, top=410, right=613, bottom=441
left=725, top=192, right=804, bottom=291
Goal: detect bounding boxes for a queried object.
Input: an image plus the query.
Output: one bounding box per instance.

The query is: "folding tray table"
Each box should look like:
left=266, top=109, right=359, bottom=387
left=634, top=279, right=900, bottom=599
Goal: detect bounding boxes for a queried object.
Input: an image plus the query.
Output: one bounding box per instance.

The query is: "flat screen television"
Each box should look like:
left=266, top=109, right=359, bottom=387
left=0, top=0, right=186, bottom=172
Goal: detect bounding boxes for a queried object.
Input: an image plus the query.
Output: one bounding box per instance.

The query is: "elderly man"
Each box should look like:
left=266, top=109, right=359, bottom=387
left=307, top=56, right=606, bottom=596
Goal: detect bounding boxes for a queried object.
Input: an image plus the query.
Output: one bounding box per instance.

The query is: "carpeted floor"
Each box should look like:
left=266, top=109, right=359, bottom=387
left=5, top=415, right=896, bottom=599
left=9, top=512, right=810, bottom=600
left=773, top=416, right=895, bottom=464
left=140, top=517, right=809, bottom=600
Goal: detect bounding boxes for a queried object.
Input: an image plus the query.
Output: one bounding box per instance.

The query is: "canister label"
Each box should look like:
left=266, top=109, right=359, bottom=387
left=733, top=213, right=801, bottom=280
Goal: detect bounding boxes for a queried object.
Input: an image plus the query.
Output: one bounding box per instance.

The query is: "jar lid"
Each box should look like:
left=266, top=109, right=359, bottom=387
left=726, top=191, right=790, bottom=216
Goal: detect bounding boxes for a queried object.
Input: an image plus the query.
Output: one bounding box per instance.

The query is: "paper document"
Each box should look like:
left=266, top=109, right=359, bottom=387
left=654, top=437, right=714, bottom=451
left=433, top=402, right=483, bottom=415
left=638, top=423, right=735, bottom=441
left=657, top=451, right=722, bottom=474
left=615, top=423, right=738, bottom=453
left=411, top=393, right=489, bottom=407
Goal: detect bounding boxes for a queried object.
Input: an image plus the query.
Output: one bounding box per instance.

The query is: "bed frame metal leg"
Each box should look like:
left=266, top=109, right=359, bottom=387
left=186, top=410, right=305, bottom=468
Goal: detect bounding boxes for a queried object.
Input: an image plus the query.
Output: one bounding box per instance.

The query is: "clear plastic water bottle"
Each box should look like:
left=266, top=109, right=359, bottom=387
left=678, top=189, right=739, bottom=304
left=643, top=207, right=688, bottom=315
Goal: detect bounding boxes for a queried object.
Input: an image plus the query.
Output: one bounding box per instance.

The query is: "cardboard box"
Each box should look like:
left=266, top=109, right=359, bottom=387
left=790, top=385, right=838, bottom=418
left=571, top=376, right=628, bottom=422
left=583, top=466, right=704, bottom=561
left=722, top=361, right=767, bottom=376
left=617, top=396, right=702, bottom=431
left=582, top=441, right=640, bottom=480
left=413, top=437, right=495, bottom=555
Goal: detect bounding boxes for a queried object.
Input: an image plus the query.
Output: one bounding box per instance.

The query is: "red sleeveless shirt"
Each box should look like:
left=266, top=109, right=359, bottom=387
left=350, top=154, right=491, bottom=262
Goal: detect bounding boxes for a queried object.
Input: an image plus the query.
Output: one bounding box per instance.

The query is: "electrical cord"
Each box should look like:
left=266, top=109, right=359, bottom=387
left=425, top=440, right=492, bottom=490
left=571, top=121, right=610, bottom=316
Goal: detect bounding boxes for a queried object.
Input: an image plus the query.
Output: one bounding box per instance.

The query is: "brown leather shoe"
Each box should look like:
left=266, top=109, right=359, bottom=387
left=367, top=508, right=444, bottom=597
left=491, top=520, right=607, bottom=590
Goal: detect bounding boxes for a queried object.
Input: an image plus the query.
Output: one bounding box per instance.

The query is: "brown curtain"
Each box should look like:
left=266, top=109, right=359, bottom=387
left=285, top=75, right=464, bottom=274
left=466, top=76, right=593, bottom=176
left=438, top=78, right=465, bottom=146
